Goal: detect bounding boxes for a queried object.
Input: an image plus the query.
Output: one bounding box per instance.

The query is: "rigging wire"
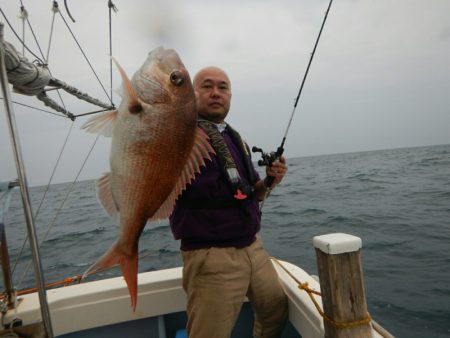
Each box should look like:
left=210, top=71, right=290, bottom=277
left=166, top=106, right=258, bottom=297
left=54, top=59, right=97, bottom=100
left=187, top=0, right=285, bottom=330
left=16, top=133, right=102, bottom=291
left=108, top=1, right=118, bottom=104
left=2, top=3, right=70, bottom=114
left=19, top=6, right=27, bottom=56
left=2, top=1, right=115, bottom=285
left=2, top=2, right=114, bottom=113
left=46, top=2, right=69, bottom=114
left=20, top=4, right=46, bottom=62
left=8, top=0, right=76, bottom=269
left=23, top=12, right=46, bottom=62
left=45, top=3, right=58, bottom=64
left=11, top=121, right=76, bottom=278
left=73, top=107, right=114, bottom=118
left=56, top=5, right=113, bottom=106
left=0, top=8, right=44, bottom=64
left=0, top=98, right=68, bottom=118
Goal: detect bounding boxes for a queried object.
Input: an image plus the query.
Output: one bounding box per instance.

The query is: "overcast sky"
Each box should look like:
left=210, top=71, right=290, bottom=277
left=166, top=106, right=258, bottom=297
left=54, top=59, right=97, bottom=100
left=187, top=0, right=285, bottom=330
left=1, top=0, right=449, bottom=186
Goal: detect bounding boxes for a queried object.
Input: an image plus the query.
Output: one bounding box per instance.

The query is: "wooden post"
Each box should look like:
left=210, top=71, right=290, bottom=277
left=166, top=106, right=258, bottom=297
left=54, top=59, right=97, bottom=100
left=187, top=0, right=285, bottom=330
left=313, top=233, right=372, bottom=338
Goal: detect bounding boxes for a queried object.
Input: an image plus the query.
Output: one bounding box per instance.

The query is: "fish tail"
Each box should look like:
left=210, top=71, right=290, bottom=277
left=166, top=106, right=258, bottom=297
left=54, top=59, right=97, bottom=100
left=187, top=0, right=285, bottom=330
left=121, top=252, right=138, bottom=311
left=82, top=243, right=139, bottom=311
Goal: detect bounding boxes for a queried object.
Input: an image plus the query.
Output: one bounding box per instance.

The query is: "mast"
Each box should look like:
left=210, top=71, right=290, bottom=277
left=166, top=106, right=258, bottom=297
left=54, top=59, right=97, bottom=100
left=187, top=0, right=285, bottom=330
left=0, top=22, right=54, bottom=338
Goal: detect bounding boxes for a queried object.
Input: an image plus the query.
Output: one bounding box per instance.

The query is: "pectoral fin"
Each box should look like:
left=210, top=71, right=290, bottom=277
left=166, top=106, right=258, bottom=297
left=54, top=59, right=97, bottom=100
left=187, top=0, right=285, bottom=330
left=96, top=172, right=119, bottom=223
left=81, top=110, right=118, bottom=137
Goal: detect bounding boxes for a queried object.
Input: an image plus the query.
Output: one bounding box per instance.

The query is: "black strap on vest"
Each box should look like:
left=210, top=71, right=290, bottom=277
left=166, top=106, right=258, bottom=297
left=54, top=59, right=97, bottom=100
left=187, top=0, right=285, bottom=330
left=198, top=120, right=256, bottom=201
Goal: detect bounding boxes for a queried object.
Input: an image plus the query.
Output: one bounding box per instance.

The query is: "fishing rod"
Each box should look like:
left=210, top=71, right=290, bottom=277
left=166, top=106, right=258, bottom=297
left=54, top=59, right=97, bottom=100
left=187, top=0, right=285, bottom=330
left=252, top=0, right=334, bottom=189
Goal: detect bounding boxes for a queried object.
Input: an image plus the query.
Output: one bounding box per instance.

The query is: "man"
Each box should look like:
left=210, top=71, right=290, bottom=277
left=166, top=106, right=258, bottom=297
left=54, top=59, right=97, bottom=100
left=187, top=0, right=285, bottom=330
left=169, top=66, right=288, bottom=338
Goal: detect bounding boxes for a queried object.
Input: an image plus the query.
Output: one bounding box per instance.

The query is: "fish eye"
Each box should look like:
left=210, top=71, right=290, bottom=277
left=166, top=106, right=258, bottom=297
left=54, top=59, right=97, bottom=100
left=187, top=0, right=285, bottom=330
left=170, top=71, right=184, bottom=86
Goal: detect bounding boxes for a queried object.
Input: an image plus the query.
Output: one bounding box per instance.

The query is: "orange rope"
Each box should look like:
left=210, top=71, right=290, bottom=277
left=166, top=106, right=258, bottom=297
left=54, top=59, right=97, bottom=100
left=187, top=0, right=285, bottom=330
left=0, top=275, right=82, bottom=299
left=271, top=258, right=372, bottom=329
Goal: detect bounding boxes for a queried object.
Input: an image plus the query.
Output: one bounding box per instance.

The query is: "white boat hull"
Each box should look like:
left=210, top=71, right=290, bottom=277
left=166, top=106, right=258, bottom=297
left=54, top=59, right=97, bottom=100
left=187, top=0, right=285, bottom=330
left=2, top=261, right=387, bottom=338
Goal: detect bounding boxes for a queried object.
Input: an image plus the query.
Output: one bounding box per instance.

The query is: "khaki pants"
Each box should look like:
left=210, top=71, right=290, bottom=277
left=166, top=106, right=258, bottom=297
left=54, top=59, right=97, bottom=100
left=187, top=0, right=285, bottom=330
left=182, top=237, right=288, bottom=338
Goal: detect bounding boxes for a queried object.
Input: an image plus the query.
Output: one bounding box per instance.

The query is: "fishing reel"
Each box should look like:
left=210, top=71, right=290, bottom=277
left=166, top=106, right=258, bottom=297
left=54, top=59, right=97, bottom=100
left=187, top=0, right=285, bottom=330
left=252, top=146, right=278, bottom=167
left=252, top=145, right=284, bottom=190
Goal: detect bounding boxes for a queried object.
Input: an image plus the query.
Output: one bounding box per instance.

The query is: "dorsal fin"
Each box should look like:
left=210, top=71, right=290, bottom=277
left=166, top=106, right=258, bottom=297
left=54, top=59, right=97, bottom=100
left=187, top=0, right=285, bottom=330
left=81, top=110, right=118, bottom=137
left=112, top=58, right=142, bottom=112
left=148, top=127, right=215, bottom=222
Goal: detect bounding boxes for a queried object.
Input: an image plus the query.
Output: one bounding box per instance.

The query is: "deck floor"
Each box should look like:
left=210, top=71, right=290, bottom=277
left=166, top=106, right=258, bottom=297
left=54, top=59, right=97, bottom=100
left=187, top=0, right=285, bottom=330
left=58, top=302, right=301, bottom=338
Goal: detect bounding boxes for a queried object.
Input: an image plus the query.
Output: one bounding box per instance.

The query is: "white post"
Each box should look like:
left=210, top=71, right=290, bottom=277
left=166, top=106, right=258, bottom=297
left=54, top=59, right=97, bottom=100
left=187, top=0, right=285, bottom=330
left=313, top=233, right=372, bottom=338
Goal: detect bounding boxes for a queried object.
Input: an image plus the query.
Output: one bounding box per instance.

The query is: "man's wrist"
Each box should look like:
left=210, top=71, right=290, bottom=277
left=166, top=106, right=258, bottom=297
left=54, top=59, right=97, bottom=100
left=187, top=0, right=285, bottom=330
left=261, top=177, right=270, bottom=190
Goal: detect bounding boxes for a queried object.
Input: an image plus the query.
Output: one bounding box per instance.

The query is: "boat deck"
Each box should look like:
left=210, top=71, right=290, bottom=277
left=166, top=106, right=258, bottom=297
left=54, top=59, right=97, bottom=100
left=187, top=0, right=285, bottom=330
left=59, top=302, right=301, bottom=338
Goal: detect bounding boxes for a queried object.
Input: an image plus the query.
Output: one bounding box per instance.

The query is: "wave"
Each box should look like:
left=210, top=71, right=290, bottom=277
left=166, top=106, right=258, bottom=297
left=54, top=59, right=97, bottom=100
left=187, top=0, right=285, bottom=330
left=299, top=208, right=327, bottom=216
left=44, top=226, right=107, bottom=243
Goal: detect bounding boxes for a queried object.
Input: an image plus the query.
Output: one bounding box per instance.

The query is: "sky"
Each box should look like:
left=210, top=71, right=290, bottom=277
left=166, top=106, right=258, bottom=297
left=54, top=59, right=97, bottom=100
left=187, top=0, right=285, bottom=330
left=1, top=0, right=449, bottom=186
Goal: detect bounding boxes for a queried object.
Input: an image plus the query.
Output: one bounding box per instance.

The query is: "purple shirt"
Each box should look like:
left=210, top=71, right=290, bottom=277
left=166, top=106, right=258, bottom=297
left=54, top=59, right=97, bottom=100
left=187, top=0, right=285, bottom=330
left=169, top=127, right=261, bottom=250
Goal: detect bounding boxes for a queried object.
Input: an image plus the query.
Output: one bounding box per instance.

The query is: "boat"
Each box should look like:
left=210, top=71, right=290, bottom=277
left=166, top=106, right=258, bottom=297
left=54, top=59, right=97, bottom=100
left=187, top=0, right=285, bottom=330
left=1, top=5, right=395, bottom=338
left=0, top=250, right=393, bottom=338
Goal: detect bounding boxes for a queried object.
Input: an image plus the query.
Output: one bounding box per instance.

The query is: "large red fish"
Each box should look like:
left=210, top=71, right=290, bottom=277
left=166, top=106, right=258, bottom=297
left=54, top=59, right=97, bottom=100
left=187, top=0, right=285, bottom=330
left=82, top=47, right=214, bottom=310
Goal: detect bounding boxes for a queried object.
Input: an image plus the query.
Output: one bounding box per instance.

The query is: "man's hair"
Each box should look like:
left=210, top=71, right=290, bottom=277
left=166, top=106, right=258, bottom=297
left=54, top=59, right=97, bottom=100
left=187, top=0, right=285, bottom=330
left=193, top=66, right=231, bottom=89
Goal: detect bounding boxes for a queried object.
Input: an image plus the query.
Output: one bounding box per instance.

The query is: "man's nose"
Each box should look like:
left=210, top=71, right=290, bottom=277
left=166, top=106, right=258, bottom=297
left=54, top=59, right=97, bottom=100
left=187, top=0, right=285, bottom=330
left=210, top=86, right=220, bottom=97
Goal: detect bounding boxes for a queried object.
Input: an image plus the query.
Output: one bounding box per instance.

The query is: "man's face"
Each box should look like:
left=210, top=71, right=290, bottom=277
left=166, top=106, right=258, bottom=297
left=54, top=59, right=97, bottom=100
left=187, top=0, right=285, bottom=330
left=193, top=67, right=232, bottom=123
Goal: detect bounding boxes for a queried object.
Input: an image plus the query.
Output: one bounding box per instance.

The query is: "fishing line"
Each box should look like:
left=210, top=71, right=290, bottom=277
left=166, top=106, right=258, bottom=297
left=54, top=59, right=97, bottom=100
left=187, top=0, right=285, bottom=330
left=253, top=0, right=334, bottom=190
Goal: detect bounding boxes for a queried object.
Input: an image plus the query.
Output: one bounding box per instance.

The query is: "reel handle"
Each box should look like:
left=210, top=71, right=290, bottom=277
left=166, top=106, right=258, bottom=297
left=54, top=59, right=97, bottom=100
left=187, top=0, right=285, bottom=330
left=252, top=146, right=285, bottom=189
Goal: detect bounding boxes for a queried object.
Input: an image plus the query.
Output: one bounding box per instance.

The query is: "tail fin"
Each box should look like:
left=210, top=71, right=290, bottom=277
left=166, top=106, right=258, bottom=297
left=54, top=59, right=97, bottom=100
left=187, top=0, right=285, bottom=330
left=82, top=243, right=139, bottom=311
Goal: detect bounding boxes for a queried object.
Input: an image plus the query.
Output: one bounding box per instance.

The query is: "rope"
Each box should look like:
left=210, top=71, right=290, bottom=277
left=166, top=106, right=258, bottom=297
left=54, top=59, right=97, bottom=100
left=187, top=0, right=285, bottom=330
left=8, top=249, right=160, bottom=297
left=36, top=92, right=74, bottom=120
left=0, top=275, right=82, bottom=300
left=271, top=257, right=372, bottom=330
left=48, top=78, right=114, bottom=109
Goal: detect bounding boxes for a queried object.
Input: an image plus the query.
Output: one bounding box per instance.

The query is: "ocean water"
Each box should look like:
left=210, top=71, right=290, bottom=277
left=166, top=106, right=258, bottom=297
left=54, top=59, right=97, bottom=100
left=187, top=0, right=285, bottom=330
left=1, top=144, right=450, bottom=338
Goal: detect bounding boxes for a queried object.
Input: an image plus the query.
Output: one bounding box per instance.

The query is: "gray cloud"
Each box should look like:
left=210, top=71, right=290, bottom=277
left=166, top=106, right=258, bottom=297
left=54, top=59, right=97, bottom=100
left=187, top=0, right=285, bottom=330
left=1, top=0, right=450, bottom=186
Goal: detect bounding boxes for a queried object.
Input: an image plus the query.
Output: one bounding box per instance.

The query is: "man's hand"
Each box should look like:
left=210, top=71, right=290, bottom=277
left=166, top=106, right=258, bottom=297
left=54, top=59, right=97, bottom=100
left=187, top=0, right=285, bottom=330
left=265, top=156, right=288, bottom=188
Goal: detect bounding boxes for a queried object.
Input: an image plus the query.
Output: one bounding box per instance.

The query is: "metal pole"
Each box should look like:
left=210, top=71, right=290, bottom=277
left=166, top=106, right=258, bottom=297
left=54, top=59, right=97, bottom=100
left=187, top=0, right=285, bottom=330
left=0, top=22, right=54, bottom=337
left=0, top=222, right=15, bottom=309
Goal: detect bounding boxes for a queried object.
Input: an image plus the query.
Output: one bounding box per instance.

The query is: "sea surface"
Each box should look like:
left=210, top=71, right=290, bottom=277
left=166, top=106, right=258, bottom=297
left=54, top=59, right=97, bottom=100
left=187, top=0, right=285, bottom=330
left=1, top=144, right=450, bottom=338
